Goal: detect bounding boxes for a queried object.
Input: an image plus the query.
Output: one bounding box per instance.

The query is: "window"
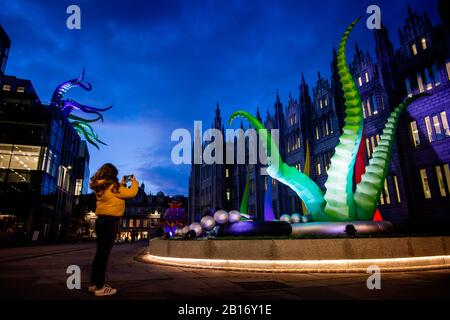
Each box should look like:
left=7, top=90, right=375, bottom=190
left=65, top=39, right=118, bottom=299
left=2, top=84, right=11, bottom=91
left=417, top=71, right=424, bottom=92
left=135, top=219, right=141, bottom=228
left=432, top=115, right=443, bottom=140
left=440, top=111, right=450, bottom=137
left=421, top=37, right=427, bottom=50
left=324, top=98, right=328, bottom=106
left=372, top=96, right=378, bottom=114
left=319, top=100, right=323, bottom=109
left=325, top=119, right=329, bottom=136
left=365, top=72, right=369, bottom=83
left=75, top=179, right=82, bottom=196
left=358, top=76, right=362, bottom=87
left=435, top=166, right=447, bottom=197
left=17, top=86, right=25, bottom=93
left=420, top=168, right=432, bottom=199
left=424, top=68, right=432, bottom=90
left=316, top=157, right=321, bottom=176
left=225, top=168, right=229, bottom=178
left=315, top=126, right=319, bottom=140
left=129, top=219, right=134, bottom=228
left=384, top=179, right=391, bottom=204
left=405, top=78, right=412, bottom=97
left=444, top=164, right=450, bottom=194
left=295, top=163, right=301, bottom=171
left=446, top=61, right=450, bottom=80
left=393, top=175, right=401, bottom=203
left=226, top=189, right=231, bottom=201
left=432, top=64, right=441, bottom=86
left=424, top=116, right=434, bottom=142
left=366, top=138, right=371, bottom=158
left=410, top=121, right=420, bottom=147
left=362, top=102, right=367, bottom=119
left=411, top=43, right=417, bottom=55
left=366, top=99, right=372, bottom=116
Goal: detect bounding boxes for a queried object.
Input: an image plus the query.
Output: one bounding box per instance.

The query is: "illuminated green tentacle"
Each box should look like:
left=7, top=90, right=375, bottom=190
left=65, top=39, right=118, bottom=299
left=323, top=17, right=363, bottom=221
left=71, top=121, right=101, bottom=149
left=354, top=94, right=428, bottom=219
left=230, top=110, right=327, bottom=219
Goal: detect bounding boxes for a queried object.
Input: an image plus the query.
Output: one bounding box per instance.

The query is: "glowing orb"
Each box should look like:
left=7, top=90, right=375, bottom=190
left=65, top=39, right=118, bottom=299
left=214, top=210, right=229, bottom=225
left=188, top=222, right=203, bottom=237
left=290, top=213, right=301, bottom=224
left=200, top=215, right=216, bottom=231
left=228, top=210, right=241, bottom=223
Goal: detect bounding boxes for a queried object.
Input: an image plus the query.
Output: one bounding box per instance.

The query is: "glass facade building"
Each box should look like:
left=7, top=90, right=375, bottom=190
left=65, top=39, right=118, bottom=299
left=0, top=29, right=90, bottom=241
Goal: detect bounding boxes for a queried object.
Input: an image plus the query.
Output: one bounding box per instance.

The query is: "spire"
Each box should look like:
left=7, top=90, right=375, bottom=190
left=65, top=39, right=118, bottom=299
left=240, top=120, right=244, bottom=129
left=332, top=46, right=337, bottom=59
left=317, top=70, right=321, bottom=80
left=256, top=107, right=261, bottom=121
left=407, top=4, right=413, bottom=17
left=276, top=89, right=281, bottom=104
left=301, top=72, right=306, bottom=85
left=213, top=101, right=222, bottom=130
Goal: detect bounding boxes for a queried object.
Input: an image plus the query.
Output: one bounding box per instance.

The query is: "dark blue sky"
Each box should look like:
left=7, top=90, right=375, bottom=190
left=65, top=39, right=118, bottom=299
left=1, top=0, right=439, bottom=195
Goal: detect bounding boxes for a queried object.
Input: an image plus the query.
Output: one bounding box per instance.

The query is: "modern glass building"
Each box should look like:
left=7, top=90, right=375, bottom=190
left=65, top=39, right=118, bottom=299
left=0, top=26, right=90, bottom=242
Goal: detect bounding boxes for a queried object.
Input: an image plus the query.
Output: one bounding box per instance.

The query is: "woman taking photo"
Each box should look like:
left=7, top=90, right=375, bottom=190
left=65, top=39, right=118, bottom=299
left=88, top=163, right=138, bottom=296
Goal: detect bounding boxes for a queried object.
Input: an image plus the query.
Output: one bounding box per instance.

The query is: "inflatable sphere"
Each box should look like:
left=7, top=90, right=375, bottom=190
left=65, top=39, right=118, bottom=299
left=214, top=210, right=229, bottom=225
left=228, top=210, right=241, bottom=223
left=182, top=226, right=189, bottom=234
left=280, top=214, right=291, bottom=223
left=290, top=213, right=301, bottom=224
left=175, top=227, right=184, bottom=237
left=188, top=222, right=203, bottom=237
left=200, top=215, right=216, bottom=231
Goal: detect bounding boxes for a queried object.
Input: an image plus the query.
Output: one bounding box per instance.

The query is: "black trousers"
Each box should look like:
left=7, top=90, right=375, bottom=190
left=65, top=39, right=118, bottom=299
left=90, top=216, right=119, bottom=288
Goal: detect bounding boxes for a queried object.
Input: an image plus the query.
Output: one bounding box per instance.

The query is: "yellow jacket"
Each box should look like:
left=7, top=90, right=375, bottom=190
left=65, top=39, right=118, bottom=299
left=95, top=179, right=139, bottom=217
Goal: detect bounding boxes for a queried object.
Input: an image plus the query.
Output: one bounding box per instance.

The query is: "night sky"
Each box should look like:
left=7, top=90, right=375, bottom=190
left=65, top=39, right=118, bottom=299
left=1, top=0, right=439, bottom=195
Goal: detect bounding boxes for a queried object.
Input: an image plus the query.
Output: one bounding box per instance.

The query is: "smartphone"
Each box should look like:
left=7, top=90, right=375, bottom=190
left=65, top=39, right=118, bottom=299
left=123, top=175, right=134, bottom=183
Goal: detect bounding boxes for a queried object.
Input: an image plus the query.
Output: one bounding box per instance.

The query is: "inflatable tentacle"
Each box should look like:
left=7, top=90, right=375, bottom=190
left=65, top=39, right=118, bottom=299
left=73, top=124, right=100, bottom=149
left=68, top=114, right=103, bottom=123
left=50, top=68, right=92, bottom=105
left=323, top=17, right=363, bottom=221
left=229, top=110, right=326, bottom=219
left=354, top=93, right=428, bottom=219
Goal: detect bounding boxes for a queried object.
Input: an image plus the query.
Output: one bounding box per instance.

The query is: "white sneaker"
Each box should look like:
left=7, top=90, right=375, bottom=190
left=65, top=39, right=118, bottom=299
left=88, top=283, right=110, bottom=293
left=94, top=285, right=117, bottom=297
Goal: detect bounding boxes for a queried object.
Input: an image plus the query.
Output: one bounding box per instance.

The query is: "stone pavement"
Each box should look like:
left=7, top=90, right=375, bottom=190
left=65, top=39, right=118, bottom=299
left=0, top=241, right=449, bottom=300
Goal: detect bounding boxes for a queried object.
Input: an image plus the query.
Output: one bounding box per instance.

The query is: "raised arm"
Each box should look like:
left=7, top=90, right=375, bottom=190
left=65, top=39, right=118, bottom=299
left=115, top=178, right=139, bottom=199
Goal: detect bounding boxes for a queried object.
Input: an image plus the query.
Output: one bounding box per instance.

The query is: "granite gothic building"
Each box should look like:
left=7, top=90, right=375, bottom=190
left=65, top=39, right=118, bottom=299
left=189, top=4, right=450, bottom=230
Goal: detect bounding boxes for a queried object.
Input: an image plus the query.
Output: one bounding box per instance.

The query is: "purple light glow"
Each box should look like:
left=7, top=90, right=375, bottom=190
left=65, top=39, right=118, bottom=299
left=264, top=176, right=275, bottom=221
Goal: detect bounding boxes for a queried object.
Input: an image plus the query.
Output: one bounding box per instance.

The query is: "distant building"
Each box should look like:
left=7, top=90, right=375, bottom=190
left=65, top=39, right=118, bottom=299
left=189, top=3, right=450, bottom=230
left=0, top=25, right=90, bottom=242
left=120, top=185, right=187, bottom=240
